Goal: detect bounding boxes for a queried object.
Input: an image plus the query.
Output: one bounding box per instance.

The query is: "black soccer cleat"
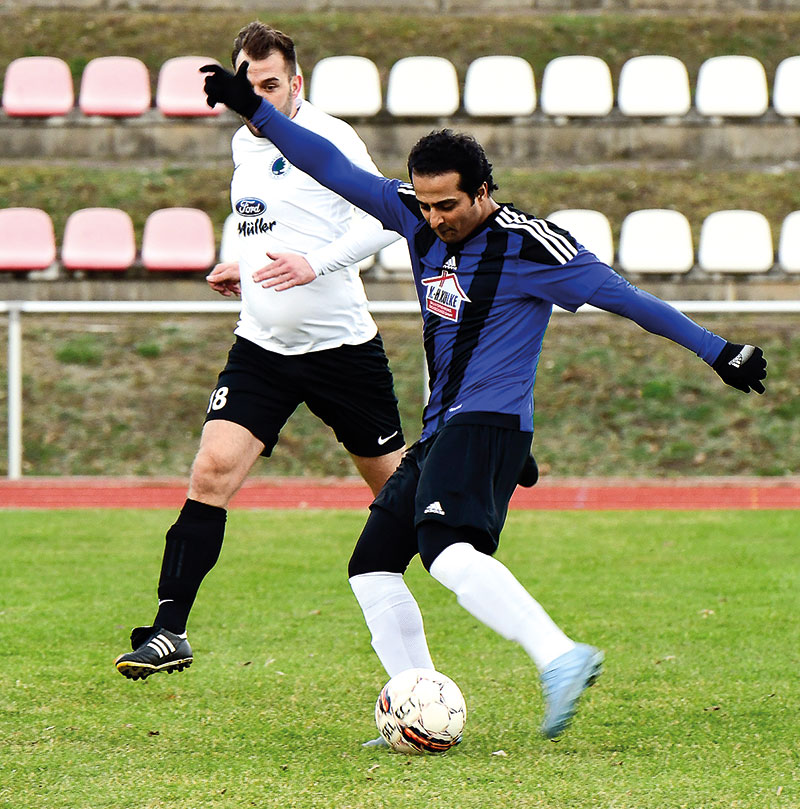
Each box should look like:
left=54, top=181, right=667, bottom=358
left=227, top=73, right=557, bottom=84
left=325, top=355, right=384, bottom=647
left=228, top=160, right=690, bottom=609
left=115, top=625, right=193, bottom=681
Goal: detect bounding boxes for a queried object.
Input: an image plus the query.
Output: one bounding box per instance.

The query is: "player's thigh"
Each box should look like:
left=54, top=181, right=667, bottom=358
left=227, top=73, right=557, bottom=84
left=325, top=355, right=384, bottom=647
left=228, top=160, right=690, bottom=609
left=303, top=336, right=405, bottom=459
left=348, top=445, right=422, bottom=576
left=188, top=420, right=265, bottom=506
left=415, top=421, right=532, bottom=562
left=350, top=447, right=405, bottom=497
left=204, top=337, right=302, bottom=457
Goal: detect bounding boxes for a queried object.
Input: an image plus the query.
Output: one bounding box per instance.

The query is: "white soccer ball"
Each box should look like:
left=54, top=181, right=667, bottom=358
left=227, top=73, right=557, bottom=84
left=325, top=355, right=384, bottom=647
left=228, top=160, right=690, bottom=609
left=374, top=668, right=467, bottom=754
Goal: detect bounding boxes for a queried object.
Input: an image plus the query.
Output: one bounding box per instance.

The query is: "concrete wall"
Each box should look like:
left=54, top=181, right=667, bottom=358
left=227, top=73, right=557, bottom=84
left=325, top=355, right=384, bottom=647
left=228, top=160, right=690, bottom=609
left=3, top=110, right=799, bottom=168
left=6, top=0, right=800, bottom=10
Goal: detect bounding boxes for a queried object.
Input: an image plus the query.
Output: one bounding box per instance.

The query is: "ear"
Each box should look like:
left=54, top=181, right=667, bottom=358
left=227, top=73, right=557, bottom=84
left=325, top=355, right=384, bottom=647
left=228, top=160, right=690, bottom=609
left=291, top=72, right=303, bottom=100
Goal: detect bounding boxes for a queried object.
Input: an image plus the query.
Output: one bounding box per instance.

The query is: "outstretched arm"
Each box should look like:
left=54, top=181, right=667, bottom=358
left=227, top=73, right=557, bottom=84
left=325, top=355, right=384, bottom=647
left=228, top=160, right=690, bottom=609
left=588, top=274, right=767, bottom=393
left=201, top=62, right=402, bottom=229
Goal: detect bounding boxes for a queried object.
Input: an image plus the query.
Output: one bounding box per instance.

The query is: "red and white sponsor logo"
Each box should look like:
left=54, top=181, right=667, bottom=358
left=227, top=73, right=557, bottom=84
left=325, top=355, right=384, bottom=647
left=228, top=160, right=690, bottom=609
left=422, top=271, right=470, bottom=322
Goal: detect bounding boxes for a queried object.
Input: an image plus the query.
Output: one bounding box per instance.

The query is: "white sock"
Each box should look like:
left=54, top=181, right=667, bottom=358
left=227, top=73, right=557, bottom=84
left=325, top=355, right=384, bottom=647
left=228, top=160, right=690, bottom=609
left=429, top=542, right=575, bottom=671
left=349, top=572, right=435, bottom=678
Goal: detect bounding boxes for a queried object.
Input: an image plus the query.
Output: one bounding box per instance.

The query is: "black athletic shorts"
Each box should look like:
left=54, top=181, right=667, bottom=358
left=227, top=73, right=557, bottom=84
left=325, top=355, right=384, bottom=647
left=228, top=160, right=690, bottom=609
left=204, top=334, right=405, bottom=458
left=350, top=413, right=532, bottom=572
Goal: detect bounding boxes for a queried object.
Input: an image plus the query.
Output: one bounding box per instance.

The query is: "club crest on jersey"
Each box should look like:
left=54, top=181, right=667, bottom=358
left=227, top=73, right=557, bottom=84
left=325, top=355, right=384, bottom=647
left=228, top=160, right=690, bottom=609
left=422, top=272, right=470, bottom=322
left=271, top=156, right=291, bottom=176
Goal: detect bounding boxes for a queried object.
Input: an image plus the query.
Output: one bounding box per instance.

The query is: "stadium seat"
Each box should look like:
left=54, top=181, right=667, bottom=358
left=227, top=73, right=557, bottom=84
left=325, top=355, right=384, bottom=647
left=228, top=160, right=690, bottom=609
left=309, top=56, right=382, bottom=117
left=378, top=238, right=413, bottom=273
left=695, top=56, right=769, bottom=118
left=617, top=209, right=694, bottom=274
left=773, top=56, right=800, bottom=118
left=79, top=56, right=151, bottom=117
left=697, top=210, right=774, bottom=273
left=463, top=55, right=536, bottom=117
left=617, top=55, right=691, bottom=117
left=777, top=211, right=800, bottom=272
left=2, top=56, right=74, bottom=117
left=545, top=209, right=614, bottom=266
left=219, top=213, right=239, bottom=263
left=156, top=56, right=222, bottom=117
left=386, top=57, right=459, bottom=117
left=539, top=56, right=614, bottom=118
left=61, top=208, right=137, bottom=271
left=142, top=208, right=216, bottom=271
left=0, top=208, right=57, bottom=270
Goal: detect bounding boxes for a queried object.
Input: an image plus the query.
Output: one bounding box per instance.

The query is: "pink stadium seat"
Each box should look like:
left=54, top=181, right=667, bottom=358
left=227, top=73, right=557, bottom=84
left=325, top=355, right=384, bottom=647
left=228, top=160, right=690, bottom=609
left=2, top=56, right=74, bottom=117
left=79, top=56, right=151, bottom=117
left=141, top=207, right=216, bottom=271
left=61, top=208, right=137, bottom=271
left=155, top=56, right=222, bottom=117
left=0, top=208, right=57, bottom=270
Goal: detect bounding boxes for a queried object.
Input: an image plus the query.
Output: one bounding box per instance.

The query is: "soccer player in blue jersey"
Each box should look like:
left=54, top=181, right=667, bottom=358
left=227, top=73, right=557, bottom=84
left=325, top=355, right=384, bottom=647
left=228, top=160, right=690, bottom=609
left=201, top=63, right=768, bottom=741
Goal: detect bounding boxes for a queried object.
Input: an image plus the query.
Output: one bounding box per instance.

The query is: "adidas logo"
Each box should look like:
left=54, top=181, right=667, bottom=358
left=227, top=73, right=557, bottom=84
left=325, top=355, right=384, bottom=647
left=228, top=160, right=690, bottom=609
left=147, top=633, right=177, bottom=659
left=443, top=256, right=457, bottom=271
left=424, top=500, right=446, bottom=516
left=728, top=345, right=754, bottom=368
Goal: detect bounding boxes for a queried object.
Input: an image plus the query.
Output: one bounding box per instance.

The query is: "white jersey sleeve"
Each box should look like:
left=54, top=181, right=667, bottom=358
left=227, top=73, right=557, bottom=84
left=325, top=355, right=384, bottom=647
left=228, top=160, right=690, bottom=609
left=229, top=101, right=386, bottom=355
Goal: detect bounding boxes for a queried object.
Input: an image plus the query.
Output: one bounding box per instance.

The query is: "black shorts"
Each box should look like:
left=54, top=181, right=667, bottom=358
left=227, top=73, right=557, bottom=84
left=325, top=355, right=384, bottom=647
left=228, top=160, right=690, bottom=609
left=349, top=413, right=532, bottom=574
left=204, top=335, right=404, bottom=458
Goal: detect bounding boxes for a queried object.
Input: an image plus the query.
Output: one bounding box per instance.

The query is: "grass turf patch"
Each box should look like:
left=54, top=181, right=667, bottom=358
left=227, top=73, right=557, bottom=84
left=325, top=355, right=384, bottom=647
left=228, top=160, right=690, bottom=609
left=1, top=508, right=797, bottom=808
left=1, top=312, right=796, bottom=478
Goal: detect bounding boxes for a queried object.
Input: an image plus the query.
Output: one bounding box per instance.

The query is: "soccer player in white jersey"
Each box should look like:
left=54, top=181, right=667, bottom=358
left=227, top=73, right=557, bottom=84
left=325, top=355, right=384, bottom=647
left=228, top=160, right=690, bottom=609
left=115, top=22, right=405, bottom=682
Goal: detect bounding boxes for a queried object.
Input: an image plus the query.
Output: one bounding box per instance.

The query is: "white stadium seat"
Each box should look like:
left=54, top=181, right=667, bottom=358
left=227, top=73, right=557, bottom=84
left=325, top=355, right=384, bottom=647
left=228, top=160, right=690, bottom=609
left=697, top=210, right=774, bottom=273
left=546, top=209, right=614, bottom=266
left=540, top=56, right=613, bottom=118
left=617, top=55, right=691, bottom=117
left=309, top=56, right=382, bottom=117
left=695, top=55, right=769, bottom=118
left=773, top=56, right=800, bottom=118
left=617, top=209, right=694, bottom=274
left=386, top=57, right=459, bottom=117
left=777, top=211, right=800, bottom=272
left=378, top=238, right=412, bottom=273
left=463, top=56, right=536, bottom=117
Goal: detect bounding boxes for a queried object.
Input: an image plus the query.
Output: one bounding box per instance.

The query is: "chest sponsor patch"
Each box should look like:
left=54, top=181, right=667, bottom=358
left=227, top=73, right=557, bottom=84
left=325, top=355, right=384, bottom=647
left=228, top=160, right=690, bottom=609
left=422, top=272, right=470, bottom=322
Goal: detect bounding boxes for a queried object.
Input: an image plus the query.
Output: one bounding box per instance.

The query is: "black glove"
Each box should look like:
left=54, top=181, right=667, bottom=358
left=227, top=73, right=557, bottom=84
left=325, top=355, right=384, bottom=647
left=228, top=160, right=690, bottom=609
left=200, top=62, right=260, bottom=119
left=712, top=342, right=767, bottom=394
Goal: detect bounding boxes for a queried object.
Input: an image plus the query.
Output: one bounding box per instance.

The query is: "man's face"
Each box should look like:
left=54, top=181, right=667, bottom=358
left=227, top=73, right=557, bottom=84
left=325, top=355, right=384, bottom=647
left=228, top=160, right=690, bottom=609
left=235, top=48, right=300, bottom=134
left=412, top=171, right=490, bottom=244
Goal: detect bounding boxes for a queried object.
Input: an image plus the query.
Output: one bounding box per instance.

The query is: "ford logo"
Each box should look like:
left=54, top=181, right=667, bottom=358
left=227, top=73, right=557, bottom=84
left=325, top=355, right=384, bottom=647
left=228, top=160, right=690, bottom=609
left=235, top=198, right=267, bottom=217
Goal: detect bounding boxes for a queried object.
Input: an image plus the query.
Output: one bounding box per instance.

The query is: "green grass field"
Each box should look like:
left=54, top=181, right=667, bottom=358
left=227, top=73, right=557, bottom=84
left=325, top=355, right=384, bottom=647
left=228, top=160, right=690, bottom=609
left=2, top=508, right=798, bottom=808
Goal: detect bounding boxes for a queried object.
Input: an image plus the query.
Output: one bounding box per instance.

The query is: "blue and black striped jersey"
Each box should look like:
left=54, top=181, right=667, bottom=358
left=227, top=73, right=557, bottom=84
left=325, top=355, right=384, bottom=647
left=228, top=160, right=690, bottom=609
left=250, top=99, right=726, bottom=440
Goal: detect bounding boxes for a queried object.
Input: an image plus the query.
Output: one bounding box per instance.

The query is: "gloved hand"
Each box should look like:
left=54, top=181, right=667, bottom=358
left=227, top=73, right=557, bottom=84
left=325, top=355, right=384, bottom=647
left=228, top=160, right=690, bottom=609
left=200, top=62, right=261, bottom=119
left=712, top=342, right=767, bottom=394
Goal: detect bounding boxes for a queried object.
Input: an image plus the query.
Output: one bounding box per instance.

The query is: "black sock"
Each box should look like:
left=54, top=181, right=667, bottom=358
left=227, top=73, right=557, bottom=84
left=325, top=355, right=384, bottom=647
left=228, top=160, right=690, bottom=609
left=154, top=499, right=227, bottom=634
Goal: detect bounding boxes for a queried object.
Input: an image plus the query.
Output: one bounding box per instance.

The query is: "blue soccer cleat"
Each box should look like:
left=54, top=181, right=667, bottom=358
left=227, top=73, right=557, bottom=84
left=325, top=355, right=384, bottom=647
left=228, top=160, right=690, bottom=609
left=539, top=643, right=604, bottom=739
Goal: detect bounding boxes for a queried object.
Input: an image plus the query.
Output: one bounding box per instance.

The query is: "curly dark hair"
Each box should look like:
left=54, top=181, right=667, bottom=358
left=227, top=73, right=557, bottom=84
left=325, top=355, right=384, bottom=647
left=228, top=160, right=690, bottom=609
left=407, top=129, right=498, bottom=199
left=231, top=21, right=297, bottom=75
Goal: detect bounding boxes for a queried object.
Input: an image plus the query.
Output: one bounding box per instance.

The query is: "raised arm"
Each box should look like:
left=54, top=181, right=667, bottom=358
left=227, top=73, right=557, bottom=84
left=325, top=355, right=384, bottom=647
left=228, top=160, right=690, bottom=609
left=201, top=62, right=402, bottom=229
left=588, top=273, right=767, bottom=394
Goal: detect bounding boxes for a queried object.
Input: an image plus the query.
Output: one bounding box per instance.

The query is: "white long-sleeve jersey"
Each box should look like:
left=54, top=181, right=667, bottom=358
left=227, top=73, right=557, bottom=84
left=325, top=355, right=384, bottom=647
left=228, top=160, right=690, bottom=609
left=230, top=100, right=398, bottom=354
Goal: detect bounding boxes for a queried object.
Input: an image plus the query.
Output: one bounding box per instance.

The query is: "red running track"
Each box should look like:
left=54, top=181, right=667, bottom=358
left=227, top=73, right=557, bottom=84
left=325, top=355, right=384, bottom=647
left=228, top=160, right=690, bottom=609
left=0, top=477, right=798, bottom=510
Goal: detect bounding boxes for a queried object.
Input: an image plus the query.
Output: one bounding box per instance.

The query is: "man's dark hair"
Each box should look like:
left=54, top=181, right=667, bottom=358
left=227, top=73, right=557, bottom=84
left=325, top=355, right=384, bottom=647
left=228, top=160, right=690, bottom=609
left=407, top=129, right=498, bottom=199
left=231, top=21, right=297, bottom=75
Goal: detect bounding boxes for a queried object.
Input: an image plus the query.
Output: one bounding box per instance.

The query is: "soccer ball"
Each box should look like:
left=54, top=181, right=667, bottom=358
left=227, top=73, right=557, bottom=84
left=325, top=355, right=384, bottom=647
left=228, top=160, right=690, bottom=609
left=374, top=668, right=467, bottom=754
